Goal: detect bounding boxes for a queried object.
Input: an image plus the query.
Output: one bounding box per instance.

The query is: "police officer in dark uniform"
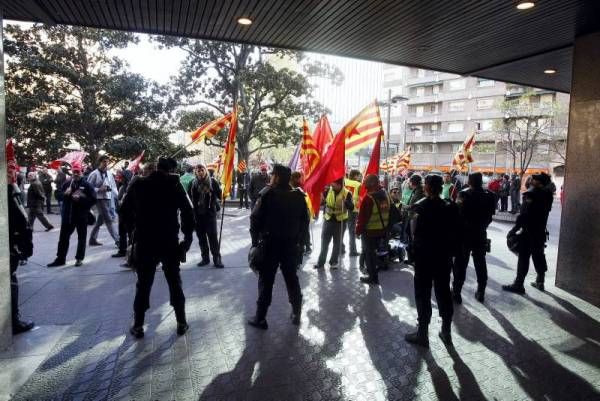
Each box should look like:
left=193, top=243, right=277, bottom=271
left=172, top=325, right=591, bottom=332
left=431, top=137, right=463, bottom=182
left=405, top=174, right=459, bottom=347
left=452, top=172, right=496, bottom=303
left=503, top=173, right=554, bottom=294
left=120, top=157, right=195, bottom=338
left=248, top=164, right=309, bottom=329
left=7, top=166, right=35, bottom=333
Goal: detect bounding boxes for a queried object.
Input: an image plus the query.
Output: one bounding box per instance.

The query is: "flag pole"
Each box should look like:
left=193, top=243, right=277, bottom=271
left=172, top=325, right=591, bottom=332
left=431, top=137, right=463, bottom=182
left=218, top=196, right=226, bottom=250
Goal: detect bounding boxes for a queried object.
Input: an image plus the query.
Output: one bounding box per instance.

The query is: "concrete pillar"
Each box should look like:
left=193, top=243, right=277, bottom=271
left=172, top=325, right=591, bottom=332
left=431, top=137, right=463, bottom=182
left=0, top=10, right=12, bottom=350
left=556, top=31, right=600, bottom=306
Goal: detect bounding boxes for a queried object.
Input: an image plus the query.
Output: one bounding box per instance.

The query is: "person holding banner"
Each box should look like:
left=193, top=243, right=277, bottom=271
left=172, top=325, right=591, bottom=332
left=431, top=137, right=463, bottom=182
left=188, top=164, right=224, bottom=268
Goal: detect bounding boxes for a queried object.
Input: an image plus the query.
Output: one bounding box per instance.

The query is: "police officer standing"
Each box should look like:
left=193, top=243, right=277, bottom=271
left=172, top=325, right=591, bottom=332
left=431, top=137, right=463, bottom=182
left=355, top=174, right=394, bottom=285
left=7, top=166, right=35, bottom=334
left=452, top=172, right=496, bottom=303
left=314, top=178, right=354, bottom=269
left=120, top=157, right=195, bottom=338
left=248, top=165, right=309, bottom=329
left=503, top=173, right=554, bottom=294
left=405, top=175, right=458, bottom=347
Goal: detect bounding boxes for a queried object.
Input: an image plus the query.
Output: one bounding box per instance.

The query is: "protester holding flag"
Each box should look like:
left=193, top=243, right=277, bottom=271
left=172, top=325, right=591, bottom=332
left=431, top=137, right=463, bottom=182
left=188, top=164, right=224, bottom=268
left=315, top=178, right=354, bottom=270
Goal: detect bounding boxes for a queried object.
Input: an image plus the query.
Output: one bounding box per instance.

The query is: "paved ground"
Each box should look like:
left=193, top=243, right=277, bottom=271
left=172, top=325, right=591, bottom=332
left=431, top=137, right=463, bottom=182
left=6, top=202, right=600, bottom=400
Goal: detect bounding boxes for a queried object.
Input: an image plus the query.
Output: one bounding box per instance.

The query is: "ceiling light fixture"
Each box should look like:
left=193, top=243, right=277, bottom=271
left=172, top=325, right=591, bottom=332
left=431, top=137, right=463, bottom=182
left=237, top=17, right=253, bottom=25
left=516, top=1, right=535, bottom=10
left=544, top=69, right=557, bottom=74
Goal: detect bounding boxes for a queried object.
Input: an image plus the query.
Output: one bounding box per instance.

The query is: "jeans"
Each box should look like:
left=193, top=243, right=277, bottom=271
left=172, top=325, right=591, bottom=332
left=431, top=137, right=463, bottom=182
left=345, top=212, right=358, bottom=253
left=317, top=219, right=345, bottom=266
left=90, top=199, right=119, bottom=243
left=361, top=235, right=380, bottom=280
left=238, top=189, right=249, bottom=209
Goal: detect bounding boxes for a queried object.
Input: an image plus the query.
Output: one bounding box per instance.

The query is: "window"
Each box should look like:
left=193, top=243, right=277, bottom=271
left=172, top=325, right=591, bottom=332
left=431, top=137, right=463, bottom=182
left=477, top=98, right=494, bottom=110
left=541, top=94, right=554, bottom=105
left=416, top=144, right=433, bottom=153
left=448, top=79, right=466, bottom=91
left=452, top=144, right=462, bottom=152
left=416, top=87, right=425, bottom=97
left=448, top=101, right=465, bottom=112
left=448, top=122, right=464, bottom=133
left=428, top=103, right=438, bottom=114
left=478, top=120, right=494, bottom=131
left=477, top=79, right=495, bottom=87
left=430, top=124, right=438, bottom=131
left=433, top=85, right=440, bottom=94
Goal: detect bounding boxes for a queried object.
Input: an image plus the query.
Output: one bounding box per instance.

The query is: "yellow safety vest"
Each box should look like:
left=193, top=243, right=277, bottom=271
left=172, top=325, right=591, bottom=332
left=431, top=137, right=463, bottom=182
left=344, top=179, right=361, bottom=212
left=324, top=188, right=349, bottom=221
left=365, top=193, right=391, bottom=231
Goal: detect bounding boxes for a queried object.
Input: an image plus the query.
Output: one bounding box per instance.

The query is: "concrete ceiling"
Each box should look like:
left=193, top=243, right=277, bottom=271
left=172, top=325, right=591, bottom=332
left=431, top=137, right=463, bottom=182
left=3, top=0, right=600, bottom=93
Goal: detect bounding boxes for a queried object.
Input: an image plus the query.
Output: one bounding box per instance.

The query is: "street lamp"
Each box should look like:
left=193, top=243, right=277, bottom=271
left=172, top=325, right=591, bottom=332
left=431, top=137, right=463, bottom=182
left=379, top=90, right=408, bottom=162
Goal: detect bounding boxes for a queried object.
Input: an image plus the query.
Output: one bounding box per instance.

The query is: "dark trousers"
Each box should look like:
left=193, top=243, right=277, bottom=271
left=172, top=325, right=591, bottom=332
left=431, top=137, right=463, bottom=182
left=361, top=235, right=380, bottom=280
left=10, top=256, right=21, bottom=324
left=57, top=219, right=88, bottom=261
left=516, top=235, right=547, bottom=285
left=133, top=246, right=186, bottom=324
left=256, top=241, right=302, bottom=320
left=453, top=236, right=488, bottom=293
left=238, top=189, right=249, bottom=209
left=195, top=214, right=220, bottom=261
left=345, top=212, right=358, bottom=253
left=500, top=196, right=508, bottom=212
left=117, top=216, right=128, bottom=253
left=28, top=207, right=53, bottom=230
left=45, top=189, right=52, bottom=213
left=414, top=256, right=453, bottom=327
left=317, top=219, right=345, bottom=266
left=510, top=192, right=520, bottom=212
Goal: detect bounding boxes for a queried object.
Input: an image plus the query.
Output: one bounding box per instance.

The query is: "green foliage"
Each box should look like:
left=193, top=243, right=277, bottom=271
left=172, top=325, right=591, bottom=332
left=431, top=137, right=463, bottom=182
left=155, top=37, right=341, bottom=161
left=4, top=24, right=187, bottom=165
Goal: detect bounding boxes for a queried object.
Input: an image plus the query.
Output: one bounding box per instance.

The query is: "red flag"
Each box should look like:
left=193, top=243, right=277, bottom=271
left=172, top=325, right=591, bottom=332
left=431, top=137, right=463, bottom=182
left=127, top=150, right=145, bottom=174
left=300, top=118, right=321, bottom=179
left=304, top=130, right=346, bottom=217
left=358, top=130, right=382, bottom=204
left=6, top=138, right=18, bottom=180
left=312, top=115, right=333, bottom=156
left=49, top=151, right=88, bottom=170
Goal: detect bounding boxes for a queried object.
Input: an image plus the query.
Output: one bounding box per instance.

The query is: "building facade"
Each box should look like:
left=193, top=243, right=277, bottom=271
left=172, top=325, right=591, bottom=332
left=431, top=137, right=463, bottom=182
left=381, top=65, right=569, bottom=175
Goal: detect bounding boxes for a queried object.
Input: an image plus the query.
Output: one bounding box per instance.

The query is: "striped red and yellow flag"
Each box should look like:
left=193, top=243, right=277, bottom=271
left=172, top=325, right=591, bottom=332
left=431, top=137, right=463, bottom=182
left=300, top=118, right=321, bottom=180
left=220, top=106, right=238, bottom=198
left=452, top=132, right=476, bottom=170
left=190, top=111, right=236, bottom=143
left=237, top=159, right=247, bottom=173
left=343, top=101, right=384, bottom=155
left=396, top=147, right=411, bottom=171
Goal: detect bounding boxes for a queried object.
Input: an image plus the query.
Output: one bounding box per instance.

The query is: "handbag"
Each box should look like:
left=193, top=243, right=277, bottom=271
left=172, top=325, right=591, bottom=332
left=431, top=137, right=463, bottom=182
left=248, top=240, right=266, bottom=274
left=87, top=211, right=96, bottom=226
left=506, top=231, right=522, bottom=255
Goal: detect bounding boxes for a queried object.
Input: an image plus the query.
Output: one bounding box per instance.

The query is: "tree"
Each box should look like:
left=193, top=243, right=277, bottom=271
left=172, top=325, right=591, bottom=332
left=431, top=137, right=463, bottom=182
left=4, top=24, right=186, bottom=165
left=156, top=37, right=342, bottom=162
left=495, top=92, right=563, bottom=176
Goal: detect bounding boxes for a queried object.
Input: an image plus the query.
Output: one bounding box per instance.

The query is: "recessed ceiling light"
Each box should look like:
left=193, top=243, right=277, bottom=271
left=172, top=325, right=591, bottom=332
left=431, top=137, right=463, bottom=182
left=237, top=17, right=253, bottom=25
left=516, top=1, right=535, bottom=10
left=544, top=69, right=557, bottom=74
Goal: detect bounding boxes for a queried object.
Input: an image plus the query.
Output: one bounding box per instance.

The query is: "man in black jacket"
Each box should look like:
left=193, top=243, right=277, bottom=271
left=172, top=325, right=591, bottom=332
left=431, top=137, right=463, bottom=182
left=38, top=166, right=54, bottom=214
left=8, top=167, right=35, bottom=334
left=452, top=172, right=496, bottom=303
left=503, top=173, right=554, bottom=294
left=120, top=157, right=195, bottom=338
left=188, top=164, right=224, bottom=268
left=236, top=170, right=250, bottom=209
left=405, top=174, right=459, bottom=348
left=248, top=164, right=309, bottom=329
left=249, top=167, right=269, bottom=210
left=47, top=162, right=96, bottom=267
left=26, top=172, right=54, bottom=231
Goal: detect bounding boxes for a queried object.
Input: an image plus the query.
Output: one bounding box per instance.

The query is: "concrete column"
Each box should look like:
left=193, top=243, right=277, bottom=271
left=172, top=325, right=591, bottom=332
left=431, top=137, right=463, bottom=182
left=556, top=31, right=600, bottom=306
left=0, top=10, right=12, bottom=350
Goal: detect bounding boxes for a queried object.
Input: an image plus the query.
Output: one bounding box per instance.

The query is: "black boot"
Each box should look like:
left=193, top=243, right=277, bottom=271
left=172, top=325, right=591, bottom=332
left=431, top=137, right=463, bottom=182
left=13, top=319, right=34, bottom=334
left=502, top=282, right=526, bottom=294
left=130, top=314, right=145, bottom=339
left=213, top=256, right=224, bottom=268
left=174, top=307, right=188, bottom=335
left=247, top=317, right=268, bottom=330
left=290, top=304, right=302, bottom=326
left=451, top=286, right=462, bottom=304
left=475, top=286, right=485, bottom=303
left=405, top=324, right=429, bottom=348
left=531, top=274, right=545, bottom=291
left=439, top=321, right=452, bottom=346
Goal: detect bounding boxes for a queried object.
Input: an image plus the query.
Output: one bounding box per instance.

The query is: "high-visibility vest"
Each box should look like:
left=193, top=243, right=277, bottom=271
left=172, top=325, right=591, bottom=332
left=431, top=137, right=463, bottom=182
left=365, top=192, right=391, bottom=231
left=324, top=188, right=349, bottom=221
left=344, top=178, right=361, bottom=212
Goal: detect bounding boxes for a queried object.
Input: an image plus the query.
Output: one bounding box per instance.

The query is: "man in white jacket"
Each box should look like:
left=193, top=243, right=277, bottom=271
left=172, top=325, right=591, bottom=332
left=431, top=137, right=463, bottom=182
left=87, top=155, right=119, bottom=246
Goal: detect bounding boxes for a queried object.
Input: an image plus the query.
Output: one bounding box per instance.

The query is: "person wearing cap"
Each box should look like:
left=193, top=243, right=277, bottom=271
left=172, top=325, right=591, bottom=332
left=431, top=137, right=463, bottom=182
left=249, top=166, right=269, bottom=210
left=405, top=174, right=459, bottom=348
left=248, top=164, right=308, bottom=329
left=120, top=156, right=195, bottom=338
left=26, top=171, right=54, bottom=231
left=452, top=172, right=496, bottom=304
left=47, top=162, right=96, bottom=267
left=7, top=163, right=35, bottom=333
left=503, top=173, right=554, bottom=294
left=315, top=178, right=354, bottom=269
left=188, top=163, right=224, bottom=268
left=344, top=169, right=362, bottom=257
left=87, top=155, right=119, bottom=246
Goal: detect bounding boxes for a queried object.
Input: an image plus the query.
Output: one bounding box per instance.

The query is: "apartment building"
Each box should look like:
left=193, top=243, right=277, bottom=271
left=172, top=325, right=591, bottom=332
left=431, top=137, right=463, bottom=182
left=381, top=65, right=568, bottom=174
